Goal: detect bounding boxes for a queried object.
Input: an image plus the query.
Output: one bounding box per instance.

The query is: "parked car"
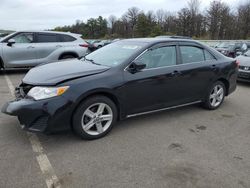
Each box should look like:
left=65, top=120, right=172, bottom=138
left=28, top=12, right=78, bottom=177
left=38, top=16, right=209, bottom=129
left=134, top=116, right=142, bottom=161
left=236, top=50, right=250, bottom=82
left=215, top=42, right=248, bottom=58
left=155, top=35, right=192, bottom=39
left=86, top=40, right=112, bottom=52
left=0, top=31, right=89, bottom=69
left=94, top=40, right=112, bottom=48
left=2, top=38, right=238, bottom=140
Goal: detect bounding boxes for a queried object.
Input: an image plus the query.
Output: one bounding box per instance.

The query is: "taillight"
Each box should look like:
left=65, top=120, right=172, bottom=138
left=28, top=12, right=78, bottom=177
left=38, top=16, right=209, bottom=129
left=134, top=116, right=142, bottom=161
left=235, top=60, right=240, bottom=67
left=79, top=44, right=89, bottom=48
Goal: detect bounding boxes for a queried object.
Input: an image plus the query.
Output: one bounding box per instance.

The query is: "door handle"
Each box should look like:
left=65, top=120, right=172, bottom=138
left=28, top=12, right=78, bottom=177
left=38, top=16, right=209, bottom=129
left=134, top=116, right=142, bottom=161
left=212, top=64, right=217, bottom=70
left=56, top=45, right=62, bottom=48
left=27, top=46, right=35, bottom=49
left=171, top=70, right=182, bottom=76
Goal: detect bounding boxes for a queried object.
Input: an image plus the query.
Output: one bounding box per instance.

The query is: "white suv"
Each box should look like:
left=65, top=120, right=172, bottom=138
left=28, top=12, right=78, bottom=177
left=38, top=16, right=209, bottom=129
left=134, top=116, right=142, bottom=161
left=0, top=31, right=89, bottom=69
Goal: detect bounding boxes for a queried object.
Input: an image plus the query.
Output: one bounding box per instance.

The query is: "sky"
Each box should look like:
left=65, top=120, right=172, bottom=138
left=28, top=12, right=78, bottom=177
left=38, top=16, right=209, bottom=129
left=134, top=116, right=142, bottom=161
left=0, top=0, right=243, bottom=31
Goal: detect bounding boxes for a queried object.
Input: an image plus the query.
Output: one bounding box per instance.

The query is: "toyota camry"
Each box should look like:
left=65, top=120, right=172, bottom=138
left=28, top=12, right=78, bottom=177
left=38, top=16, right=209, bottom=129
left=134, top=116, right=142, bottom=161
left=2, top=38, right=238, bottom=139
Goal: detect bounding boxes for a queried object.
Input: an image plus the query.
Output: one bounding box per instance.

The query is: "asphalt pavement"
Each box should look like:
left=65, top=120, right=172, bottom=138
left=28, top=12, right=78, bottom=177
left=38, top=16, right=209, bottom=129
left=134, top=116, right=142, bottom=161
left=0, top=70, right=249, bottom=188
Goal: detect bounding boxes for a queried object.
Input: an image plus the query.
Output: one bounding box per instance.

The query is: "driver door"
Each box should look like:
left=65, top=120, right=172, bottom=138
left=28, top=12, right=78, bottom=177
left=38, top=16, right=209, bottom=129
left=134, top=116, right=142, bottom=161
left=122, top=43, right=181, bottom=115
left=2, top=32, right=37, bottom=68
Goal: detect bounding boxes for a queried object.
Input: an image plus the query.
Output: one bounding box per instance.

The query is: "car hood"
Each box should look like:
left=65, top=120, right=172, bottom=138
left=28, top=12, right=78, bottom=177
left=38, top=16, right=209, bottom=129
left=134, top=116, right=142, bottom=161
left=236, top=55, right=250, bottom=66
left=22, top=59, right=110, bottom=85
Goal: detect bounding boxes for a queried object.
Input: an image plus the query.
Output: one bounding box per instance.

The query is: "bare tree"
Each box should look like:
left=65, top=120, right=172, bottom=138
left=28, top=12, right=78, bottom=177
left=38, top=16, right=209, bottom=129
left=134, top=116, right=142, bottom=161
left=156, top=9, right=165, bottom=27
left=188, top=0, right=200, bottom=15
left=108, top=15, right=117, bottom=34
left=187, top=0, right=201, bottom=37
left=237, top=1, right=250, bottom=39
left=125, top=7, right=140, bottom=37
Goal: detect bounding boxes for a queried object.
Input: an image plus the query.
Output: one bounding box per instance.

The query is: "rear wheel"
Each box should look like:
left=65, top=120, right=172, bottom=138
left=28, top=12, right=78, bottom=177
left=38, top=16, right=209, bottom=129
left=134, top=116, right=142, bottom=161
left=203, top=81, right=226, bottom=110
left=59, top=54, right=76, bottom=60
left=73, top=96, right=117, bottom=140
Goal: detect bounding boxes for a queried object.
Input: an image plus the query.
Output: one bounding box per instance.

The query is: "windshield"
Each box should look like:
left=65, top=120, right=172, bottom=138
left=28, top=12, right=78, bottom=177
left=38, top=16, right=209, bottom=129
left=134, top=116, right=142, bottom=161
left=244, top=50, right=250, bottom=57
left=0, top=32, right=15, bottom=42
left=217, top=42, right=234, bottom=48
left=83, top=41, right=146, bottom=67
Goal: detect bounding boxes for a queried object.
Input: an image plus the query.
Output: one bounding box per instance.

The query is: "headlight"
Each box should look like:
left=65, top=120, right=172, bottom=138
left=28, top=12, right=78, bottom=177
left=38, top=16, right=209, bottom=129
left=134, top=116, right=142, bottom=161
left=27, top=86, right=69, bottom=100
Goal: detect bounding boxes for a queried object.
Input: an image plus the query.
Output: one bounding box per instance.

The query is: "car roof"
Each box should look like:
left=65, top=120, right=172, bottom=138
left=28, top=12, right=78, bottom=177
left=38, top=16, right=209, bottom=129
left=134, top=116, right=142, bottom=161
left=121, top=38, right=200, bottom=45
left=15, top=30, right=82, bottom=37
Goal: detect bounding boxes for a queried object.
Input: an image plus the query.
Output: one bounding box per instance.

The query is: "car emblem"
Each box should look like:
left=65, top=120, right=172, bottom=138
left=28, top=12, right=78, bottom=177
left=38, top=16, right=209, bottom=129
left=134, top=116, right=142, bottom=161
left=244, top=67, right=249, bottom=70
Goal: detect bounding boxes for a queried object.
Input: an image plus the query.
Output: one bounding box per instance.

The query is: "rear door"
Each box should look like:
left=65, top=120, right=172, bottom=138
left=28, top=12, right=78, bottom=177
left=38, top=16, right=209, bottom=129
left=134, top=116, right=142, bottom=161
left=34, top=33, right=62, bottom=64
left=175, top=42, right=218, bottom=102
left=2, top=32, right=37, bottom=67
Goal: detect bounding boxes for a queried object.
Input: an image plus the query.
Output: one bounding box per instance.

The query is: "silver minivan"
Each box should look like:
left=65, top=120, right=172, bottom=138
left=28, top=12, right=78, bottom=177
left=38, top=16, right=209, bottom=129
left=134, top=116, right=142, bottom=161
left=0, top=31, right=89, bottom=68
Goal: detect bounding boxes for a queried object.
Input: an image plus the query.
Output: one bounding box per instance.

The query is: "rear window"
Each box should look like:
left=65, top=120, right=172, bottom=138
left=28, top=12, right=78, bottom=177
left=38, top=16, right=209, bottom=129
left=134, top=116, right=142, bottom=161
left=60, top=34, right=76, bottom=42
left=36, top=34, right=60, bottom=43
left=180, top=46, right=205, bottom=64
left=204, top=50, right=216, bottom=61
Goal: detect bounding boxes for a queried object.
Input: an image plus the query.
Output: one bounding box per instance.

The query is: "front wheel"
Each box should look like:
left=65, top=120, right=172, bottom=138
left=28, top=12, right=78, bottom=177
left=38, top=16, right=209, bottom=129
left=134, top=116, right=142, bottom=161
left=203, top=81, right=226, bottom=110
left=73, top=96, right=117, bottom=140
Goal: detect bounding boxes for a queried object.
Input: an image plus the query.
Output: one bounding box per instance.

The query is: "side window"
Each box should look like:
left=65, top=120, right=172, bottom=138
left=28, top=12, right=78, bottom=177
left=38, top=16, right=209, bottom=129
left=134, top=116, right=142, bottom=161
left=180, top=46, right=205, bottom=64
left=137, top=46, right=176, bottom=69
left=60, top=34, right=76, bottom=42
left=36, top=34, right=59, bottom=43
left=204, top=50, right=215, bottom=61
left=12, top=33, right=34, bottom=43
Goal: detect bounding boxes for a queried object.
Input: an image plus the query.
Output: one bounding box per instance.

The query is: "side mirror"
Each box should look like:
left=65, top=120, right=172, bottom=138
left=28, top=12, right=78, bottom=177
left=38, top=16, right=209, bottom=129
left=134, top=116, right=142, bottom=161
left=127, top=61, right=146, bottom=74
left=7, top=39, right=15, bottom=47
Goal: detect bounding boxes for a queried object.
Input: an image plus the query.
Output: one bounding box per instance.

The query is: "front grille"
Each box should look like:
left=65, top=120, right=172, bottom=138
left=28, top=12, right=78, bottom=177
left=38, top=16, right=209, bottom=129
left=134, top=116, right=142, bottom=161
left=15, top=83, right=33, bottom=100
left=239, top=66, right=250, bottom=71
left=238, top=72, right=250, bottom=78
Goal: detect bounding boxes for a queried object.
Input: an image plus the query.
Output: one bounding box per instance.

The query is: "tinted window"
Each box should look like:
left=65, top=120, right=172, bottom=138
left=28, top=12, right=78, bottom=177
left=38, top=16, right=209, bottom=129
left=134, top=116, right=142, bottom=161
left=180, top=46, right=204, bottom=64
left=12, top=33, right=33, bottom=43
left=36, top=34, right=59, bottom=43
left=137, top=46, right=176, bottom=69
left=204, top=50, right=215, bottom=60
left=60, top=34, right=76, bottom=42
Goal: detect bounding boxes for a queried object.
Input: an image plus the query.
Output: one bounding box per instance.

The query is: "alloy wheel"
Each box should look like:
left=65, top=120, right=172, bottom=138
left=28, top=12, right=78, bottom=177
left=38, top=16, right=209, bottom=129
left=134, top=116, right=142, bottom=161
left=81, top=103, right=113, bottom=136
left=209, top=84, right=224, bottom=107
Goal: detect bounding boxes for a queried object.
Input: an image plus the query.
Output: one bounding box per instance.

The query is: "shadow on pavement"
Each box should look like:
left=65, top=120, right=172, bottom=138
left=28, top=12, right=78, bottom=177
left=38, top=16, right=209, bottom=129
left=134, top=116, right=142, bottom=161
left=0, top=69, right=29, bottom=75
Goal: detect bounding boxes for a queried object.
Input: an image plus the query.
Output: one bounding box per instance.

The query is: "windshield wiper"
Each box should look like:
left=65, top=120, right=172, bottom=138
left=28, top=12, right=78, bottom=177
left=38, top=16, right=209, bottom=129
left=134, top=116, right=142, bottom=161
left=83, top=57, right=102, bottom=66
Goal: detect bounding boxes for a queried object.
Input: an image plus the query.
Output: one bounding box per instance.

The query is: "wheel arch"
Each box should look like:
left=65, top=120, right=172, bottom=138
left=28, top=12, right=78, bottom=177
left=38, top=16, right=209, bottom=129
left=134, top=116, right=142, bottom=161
left=217, top=78, right=229, bottom=96
left=70, top=90, right=122, bottom=129
left=58, top=51, right=79, bottom=60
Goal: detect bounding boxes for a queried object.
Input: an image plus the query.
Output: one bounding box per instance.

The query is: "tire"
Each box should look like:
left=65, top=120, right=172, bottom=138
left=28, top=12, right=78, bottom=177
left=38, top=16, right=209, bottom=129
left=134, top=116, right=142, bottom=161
left=59, top=55, right=76, bottom=60
left=203, top=81, right=226, bottom=110
left=0, top=57, right=4, bottom=70
left=73, top=95, right=117, bottom=140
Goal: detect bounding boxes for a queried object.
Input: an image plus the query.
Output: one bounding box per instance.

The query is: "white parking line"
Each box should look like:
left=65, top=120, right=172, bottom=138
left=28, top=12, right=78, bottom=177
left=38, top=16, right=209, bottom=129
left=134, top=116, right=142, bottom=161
left=4, top=74, right=61, bottom=188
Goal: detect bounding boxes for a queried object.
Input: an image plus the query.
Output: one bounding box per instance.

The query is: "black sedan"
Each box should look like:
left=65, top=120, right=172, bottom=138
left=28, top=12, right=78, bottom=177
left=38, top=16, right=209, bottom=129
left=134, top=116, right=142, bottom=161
left=236, top=50, right=250, bottom=82
left=2, top=38, right=238, bottom=140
